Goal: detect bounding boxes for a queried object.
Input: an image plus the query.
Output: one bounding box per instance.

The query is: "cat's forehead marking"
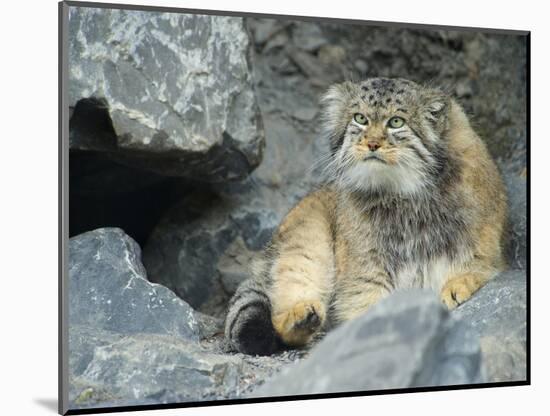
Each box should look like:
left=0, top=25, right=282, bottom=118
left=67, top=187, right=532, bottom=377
left=360, top=78, right=418, bottom=96
left=352, top=78, right=422, bottom=121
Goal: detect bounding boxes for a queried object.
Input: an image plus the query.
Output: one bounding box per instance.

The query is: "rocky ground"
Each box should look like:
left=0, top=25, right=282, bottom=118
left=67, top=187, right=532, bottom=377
left=66, top=6, right=527, bottom=411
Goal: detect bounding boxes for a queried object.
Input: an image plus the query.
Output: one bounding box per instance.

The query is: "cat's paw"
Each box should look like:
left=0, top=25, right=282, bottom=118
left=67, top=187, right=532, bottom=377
left=272, top=301, right=325, bottom=346
left=440, top=274, right=484, bottom=310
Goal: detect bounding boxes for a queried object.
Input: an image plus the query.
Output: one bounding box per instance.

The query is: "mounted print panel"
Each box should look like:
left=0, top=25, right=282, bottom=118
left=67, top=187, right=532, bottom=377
left=59, top=1, right=529, bottom=414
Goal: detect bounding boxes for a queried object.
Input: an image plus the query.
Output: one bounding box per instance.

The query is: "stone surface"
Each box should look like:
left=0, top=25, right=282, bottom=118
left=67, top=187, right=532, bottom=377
left=142, top=187, right=282, bottom=315
left=69, top=329, right=303, bottom=409
left=454, top=270, right=527, bottom=382
left=70, top=331, right=243, bottom=407
left=68, top=7, right=264, bottom=181
left=69, top=227, right=199, bottom=339
left=252, top=291, right=483, bottom=397
left=505, top=175, right=527, bottom=270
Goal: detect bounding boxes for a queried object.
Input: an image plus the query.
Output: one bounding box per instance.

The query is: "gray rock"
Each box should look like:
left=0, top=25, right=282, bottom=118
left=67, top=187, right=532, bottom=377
left=69, top=326, right=303, bottom=409
left=217, top=237, right=257, bottom=295
left=354, top=58, right=369, bottom=73
left=291, top=22, right=328, bottom=52
left=504, top=175, right=527, bottom=270
left=70, top=333, right=243, bottom=407
left=69, top=227, right=199, bottom=340
left=69, top=325, right=125, bottom=381
left=194, top=312, right=225, bottom=340
left=263, top=31, right=290, bottom=53
left=249, top=18, right=288, bottom=46
left=252, top=291, right=483, bottom=397
left=454, top=270, right=527, bottom=382
left=68, top=7, right=264, bottom=181
left=142, top=188, right=281, bottom=314
left=287, top=46, right=329, bottom=81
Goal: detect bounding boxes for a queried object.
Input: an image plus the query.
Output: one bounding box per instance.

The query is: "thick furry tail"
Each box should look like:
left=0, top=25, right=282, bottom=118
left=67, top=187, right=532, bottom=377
left=224, top=279, right=280, bottom=355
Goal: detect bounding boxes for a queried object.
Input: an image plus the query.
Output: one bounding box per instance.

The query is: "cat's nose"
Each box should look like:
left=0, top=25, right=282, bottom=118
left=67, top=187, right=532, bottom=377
left=367, top=141, right=381, bottom=151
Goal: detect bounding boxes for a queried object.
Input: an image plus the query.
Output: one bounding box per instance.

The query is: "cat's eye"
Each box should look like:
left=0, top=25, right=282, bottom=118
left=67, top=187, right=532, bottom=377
left=353, top=113, right=368, bottom=125
left=387, top=116, right=405, bottom=129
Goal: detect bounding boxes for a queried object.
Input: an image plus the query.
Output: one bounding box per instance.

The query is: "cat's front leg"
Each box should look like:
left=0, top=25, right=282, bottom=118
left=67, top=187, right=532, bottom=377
left=441, top=222, right=505, bottom=309
left=268, top=191, right=336, bottom=347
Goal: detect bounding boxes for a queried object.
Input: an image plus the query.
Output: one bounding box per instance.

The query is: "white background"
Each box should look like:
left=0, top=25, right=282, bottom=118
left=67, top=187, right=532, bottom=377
left=0, top=0, right=545, bottom=415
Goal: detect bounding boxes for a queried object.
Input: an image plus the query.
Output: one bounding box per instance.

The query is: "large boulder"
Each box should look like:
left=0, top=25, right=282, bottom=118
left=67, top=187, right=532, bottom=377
left=69, top=328, right=243, bottom=407
left=68, top=227, right=199, bottom=339
left=454, top=270, right=527, bottom=382
left=68, top=7, right=264, bottom=181
left=69, top=324, right=303, bottom=409
left=252, top=290, right=483, bottom=397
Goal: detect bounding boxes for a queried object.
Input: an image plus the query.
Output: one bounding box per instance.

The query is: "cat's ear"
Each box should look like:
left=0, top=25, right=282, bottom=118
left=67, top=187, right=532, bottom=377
left=321, top=81, right=355, bottom=153
left=422, top=90, right=450, bottom=123
left=421, top=90, right=451, bottom=134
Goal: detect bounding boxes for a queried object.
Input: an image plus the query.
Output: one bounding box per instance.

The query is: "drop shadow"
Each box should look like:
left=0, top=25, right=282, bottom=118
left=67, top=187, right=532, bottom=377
left=34, top=398, right=58, bottom=413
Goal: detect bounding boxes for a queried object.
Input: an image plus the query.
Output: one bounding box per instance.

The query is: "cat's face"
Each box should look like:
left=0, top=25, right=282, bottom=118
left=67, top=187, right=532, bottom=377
left=321, top=78, right=450, bottom=196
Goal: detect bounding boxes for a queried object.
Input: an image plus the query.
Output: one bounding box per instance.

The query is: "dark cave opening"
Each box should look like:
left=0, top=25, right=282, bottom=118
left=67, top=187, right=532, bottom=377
left=69, top=152, right=191, bottom=247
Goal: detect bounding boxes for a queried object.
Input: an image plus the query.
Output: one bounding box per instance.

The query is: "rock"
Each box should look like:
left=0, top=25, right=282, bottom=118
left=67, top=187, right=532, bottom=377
left=217, top=237, right=257, bottom=295
left=252, top=291, right=483, bottom=397
left=504, top=175, right=527, bottom=270
left=292, top=107, right=318, bottom=121
left=270, top=53, right=300, bottom=75
left=68, top=7, right=264, bottom=181
left=69, top=227, right=199, bottom=340
left=142, top=187, right=281, bottom=315
left=454, top=270, right=526, bottom=382
left=250, top=18, right=287, bottom=46
left=70, top=332, right=244, bottom=407
left=317, top=45, right=347, bottom=65
left=69, top=325, right=125, bottom=381
left=287, top=46, right=329, bottom=80
left=194, top=312, right=225, bottom=340
left=354, top=58, right=369, bottom=73
left=263, top=31, right=290, bottom=53
left=69, top=326, right=304, bottom=409
left=291, top=22, right=328, bottom=52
